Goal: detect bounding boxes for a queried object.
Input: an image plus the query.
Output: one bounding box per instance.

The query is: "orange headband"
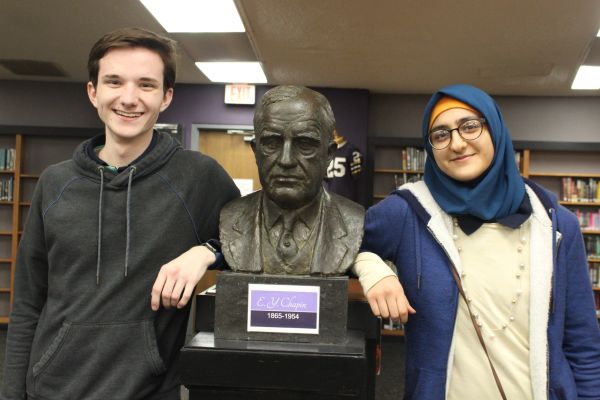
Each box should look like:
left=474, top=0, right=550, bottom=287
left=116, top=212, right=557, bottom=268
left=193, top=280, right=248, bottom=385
left=429, top=96, right=479, bottom=129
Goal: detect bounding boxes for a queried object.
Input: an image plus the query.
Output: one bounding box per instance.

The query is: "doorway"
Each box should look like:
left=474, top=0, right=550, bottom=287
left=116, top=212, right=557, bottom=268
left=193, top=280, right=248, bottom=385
left=197, top=130, right=260, bottom=194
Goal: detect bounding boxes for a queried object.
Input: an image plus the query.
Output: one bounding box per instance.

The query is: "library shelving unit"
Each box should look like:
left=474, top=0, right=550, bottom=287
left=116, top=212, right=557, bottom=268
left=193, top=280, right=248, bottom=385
left=0, top=126, right=97, bottom=324
left=367, top=138, right=600, bottom=326
left=518, top=141, right=600, bottom=320
left=367, top=137, right=424, bottom=205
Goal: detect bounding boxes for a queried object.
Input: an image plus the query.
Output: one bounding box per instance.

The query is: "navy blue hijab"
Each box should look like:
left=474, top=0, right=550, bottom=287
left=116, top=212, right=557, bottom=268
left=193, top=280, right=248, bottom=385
left=422, top=84, right=525, bottom=221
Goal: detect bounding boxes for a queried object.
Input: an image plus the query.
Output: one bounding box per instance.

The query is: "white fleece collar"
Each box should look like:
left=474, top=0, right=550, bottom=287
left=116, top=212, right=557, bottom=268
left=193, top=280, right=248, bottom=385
left=401, top=181, right=461, bottom=270
left=525, top=185, right=553, bottom=400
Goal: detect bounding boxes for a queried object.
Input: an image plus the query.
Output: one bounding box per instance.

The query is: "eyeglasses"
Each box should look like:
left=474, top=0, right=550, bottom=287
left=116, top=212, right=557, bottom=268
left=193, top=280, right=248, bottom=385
left=428, top=118, right=486, bottom=150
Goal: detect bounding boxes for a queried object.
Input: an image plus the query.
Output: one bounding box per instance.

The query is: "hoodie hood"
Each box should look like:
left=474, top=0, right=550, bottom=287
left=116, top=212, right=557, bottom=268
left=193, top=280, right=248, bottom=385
left=72, top=130, right=181, bottom=283
left=73, top=130, right=181, bottom=188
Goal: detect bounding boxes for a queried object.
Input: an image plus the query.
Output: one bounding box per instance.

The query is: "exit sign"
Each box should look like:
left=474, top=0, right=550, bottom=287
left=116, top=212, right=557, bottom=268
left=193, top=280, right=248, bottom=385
left=224, top=84, right=256, bottom=105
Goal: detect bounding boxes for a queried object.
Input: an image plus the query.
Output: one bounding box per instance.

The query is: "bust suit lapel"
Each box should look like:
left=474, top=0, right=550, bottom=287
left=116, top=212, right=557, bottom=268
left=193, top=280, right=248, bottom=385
left=310, top=193, right=349, bottom=275
left=228, top=192, right=262, bottom=272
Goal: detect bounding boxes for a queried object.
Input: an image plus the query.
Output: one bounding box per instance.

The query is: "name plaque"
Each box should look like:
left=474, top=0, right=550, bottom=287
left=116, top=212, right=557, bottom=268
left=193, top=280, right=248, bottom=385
left=247, top=283, right=320, bottom=334
left=214, top=272, right=347, bottom=343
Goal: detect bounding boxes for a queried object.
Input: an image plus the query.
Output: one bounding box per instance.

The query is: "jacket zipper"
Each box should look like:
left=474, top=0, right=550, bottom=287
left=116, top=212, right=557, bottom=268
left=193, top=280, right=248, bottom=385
left=547, top=207, right=559, bottom=400
left=425, top=225, right=460, bottom=398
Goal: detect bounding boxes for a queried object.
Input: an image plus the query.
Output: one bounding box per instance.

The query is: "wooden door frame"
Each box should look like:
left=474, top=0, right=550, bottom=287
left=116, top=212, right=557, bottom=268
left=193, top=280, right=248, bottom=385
left=191, top=124, right=254, bottom=152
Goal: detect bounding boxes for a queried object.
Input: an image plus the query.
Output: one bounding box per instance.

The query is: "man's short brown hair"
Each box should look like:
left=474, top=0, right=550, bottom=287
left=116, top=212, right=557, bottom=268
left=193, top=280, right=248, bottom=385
left=87, top=27, right=177, bottom=92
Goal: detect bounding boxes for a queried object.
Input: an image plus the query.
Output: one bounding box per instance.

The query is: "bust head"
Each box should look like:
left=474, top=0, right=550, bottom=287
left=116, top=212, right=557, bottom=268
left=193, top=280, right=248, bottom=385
left=252, top=86, right=337, bottom=210
left=219, top=85, right=364, bottom=276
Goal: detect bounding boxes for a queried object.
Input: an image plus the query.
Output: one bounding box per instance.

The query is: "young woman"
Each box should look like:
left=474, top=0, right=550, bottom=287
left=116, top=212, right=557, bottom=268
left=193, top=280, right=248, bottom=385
left=360, top=84, right=600, bottom=400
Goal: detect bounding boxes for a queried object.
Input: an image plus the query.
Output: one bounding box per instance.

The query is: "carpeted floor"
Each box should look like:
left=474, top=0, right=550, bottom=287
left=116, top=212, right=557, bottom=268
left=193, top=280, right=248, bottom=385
left=0, top=327, right=405, bottom=399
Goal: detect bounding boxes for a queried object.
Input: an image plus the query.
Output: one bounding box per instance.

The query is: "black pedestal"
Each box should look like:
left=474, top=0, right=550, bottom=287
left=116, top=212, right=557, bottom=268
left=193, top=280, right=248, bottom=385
left=180, top=330, right=368, bottom=399
left=181, top=288, right=380, bottom=399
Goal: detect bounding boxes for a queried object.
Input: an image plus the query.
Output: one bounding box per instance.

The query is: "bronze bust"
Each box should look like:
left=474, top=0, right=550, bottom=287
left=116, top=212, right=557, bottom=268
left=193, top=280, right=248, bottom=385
left=219, top=86, right=364, bottom=276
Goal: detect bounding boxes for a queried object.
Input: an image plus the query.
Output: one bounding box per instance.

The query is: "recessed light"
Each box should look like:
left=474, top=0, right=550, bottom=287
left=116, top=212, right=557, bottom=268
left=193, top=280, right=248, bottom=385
left=139, top=0, right=244, bottom=33
left=196, top=62, right=267, bottom=84
left=571, top=65, right=600, bottom=90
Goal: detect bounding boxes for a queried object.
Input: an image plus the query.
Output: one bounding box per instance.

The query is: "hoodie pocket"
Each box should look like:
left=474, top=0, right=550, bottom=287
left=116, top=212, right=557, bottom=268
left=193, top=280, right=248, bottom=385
left=32, top=319, right=166, bottom=400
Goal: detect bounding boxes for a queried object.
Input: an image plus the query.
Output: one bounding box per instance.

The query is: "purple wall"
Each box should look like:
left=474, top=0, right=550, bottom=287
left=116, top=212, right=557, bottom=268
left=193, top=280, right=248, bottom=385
left=0, top=80, right=371, bottom=204
left=159, top=84, right=369, bottom=154
left=0, top=80, right=102, bottom=130
left=317, top=87, right=369, bottom=155
left=0, top=80, right=369, bottom=154
left=159, top=84, right=263, bottom=131
left=159, top=83, right=370, bottom=205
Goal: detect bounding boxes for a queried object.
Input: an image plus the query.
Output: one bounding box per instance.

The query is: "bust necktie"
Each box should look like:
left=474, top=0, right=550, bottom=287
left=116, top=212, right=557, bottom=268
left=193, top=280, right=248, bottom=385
left=277, top=216, right=298, bottom=263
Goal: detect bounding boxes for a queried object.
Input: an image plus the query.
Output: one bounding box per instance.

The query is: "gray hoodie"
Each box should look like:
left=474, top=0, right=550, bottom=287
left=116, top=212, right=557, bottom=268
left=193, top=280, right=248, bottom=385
left=2, top=131, right=239, bottom=400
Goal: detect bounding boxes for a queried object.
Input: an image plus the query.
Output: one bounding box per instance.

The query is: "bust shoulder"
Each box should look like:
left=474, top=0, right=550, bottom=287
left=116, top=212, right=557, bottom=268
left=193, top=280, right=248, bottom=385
left=326, top=190, right=365, bottom=222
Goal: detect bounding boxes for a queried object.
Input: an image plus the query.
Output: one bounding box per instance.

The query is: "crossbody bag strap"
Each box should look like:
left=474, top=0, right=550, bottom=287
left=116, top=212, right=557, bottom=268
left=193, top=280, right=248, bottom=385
left=450, top=264, right=508, bottom=400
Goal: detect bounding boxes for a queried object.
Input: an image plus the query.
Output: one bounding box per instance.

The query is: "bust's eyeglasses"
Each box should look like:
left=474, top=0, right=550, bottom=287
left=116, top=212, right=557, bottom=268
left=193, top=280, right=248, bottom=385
left=428, top=118, right=486, bottom=150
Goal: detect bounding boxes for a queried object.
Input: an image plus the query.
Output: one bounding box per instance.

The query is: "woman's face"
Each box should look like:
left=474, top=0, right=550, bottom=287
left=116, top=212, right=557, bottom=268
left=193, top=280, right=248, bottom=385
left=429, top=107, right=494, bottom=182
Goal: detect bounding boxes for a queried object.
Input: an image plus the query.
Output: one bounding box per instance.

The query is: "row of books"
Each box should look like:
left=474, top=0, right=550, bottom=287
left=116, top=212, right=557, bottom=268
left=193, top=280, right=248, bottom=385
left=562, top=177, right=600, bottom=202
left=394, top=173, right=423, bottom=189
left=574, top=209, right=600, bottom=231
left=0, top=148, right=16, bottom=171
left=398, top=148, right=519, bottom=173
left=585, top=236, right=600, bottom=259
left=0, top=177, right=13, bottom=201
left=591, top=265, right=600, bottom=286
left=401, top=147, right=426, bottom=171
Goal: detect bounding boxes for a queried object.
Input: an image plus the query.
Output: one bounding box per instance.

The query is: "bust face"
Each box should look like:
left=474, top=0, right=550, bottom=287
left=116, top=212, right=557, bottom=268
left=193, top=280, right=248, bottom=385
left=253, top=95, right=334, bottom=209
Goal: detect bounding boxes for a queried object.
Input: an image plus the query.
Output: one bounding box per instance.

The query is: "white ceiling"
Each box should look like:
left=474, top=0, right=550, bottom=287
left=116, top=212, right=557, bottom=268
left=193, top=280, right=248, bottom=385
left=2, top=0, right=600, bottom=96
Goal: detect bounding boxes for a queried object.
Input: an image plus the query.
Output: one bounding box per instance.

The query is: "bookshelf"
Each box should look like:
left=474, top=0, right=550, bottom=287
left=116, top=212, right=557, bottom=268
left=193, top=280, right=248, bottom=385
left=0, top=126, right=97, bottom=324
left=367, top=138, right=600, bottom=322
left=520, top=143, right=600, bottom=320
left=0, top=133, right=18, bottom=324
left=367, top=137, right=423, bottom=204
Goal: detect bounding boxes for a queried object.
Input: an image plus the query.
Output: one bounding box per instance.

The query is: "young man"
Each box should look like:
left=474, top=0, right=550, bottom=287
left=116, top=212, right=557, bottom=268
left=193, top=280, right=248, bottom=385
left=2, top=28, right=239, bottom=400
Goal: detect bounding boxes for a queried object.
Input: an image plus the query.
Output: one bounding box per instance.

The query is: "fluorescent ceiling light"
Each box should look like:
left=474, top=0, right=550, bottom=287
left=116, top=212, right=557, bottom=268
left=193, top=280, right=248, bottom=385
left=196, top=62, right=267, bottom=84
left=571, top=65, right=600, bottom=89
left=597, top=29, right=600, bottom=37
left=139, top=0, right=244, bottom=32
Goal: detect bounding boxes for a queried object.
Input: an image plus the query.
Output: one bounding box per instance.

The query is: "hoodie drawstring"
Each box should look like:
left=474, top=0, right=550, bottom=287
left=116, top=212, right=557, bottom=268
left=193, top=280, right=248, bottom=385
left=96, top=165, right=136, bottom=284
left=96, top=167, right=105, bottom=285
left=125, top=166, right=136, bottom=278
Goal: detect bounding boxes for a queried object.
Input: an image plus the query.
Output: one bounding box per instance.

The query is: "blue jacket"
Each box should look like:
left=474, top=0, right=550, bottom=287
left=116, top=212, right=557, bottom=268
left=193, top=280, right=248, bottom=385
left=362, top=180, right=600, bottom=400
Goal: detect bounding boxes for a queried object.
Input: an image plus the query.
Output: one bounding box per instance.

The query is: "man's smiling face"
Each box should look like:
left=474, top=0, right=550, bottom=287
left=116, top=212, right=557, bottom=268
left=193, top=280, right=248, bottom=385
left=87, top=46, right=173, bottom=144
